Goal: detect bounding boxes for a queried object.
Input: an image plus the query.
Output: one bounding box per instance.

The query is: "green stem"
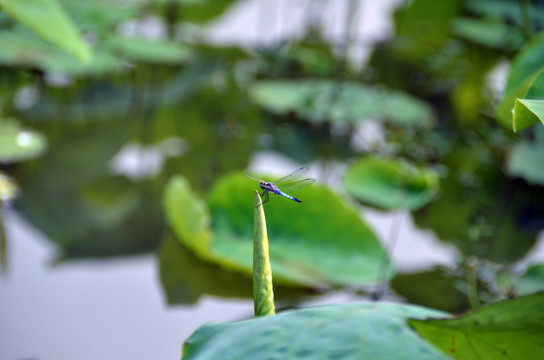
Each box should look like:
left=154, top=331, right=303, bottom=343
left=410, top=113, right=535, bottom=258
left=253, top=190, right=275, bottom=316
left=0, top=208, right=7, bottom=276
left=465, top=258, right=482, bottom=310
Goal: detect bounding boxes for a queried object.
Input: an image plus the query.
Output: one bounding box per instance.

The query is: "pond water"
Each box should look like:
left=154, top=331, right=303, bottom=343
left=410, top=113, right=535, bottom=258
left=1, top=210, right=251, bottom=360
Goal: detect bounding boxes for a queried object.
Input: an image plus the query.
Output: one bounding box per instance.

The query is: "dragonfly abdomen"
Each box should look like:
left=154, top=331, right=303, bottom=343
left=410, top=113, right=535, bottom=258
left=274, top=189, right=302, bottom=203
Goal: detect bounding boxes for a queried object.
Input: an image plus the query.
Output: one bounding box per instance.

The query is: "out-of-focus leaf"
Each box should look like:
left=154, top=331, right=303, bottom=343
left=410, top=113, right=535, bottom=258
left=163, top=176, right=212, bottom=256
left=466, top=1, right=544, bottom=28
left=344, top=157, right=439, bottom=210
left=497, top=34, right=544, bottom=127
left=411, top=292, right=544, bottom=359
left=253, top=38, right=337, bottom=77
left=517, top=264, right=544, bottom=295
left=451, top=17, right=521, bottom=50
left=105, top=35, right=193, bottom=64
left=391, top=268, right=469, bottom=313
left=288, top=45, right=336, bottom=76
left=506, top=142, right=544, bottom=185
left=25, top=59, right=221, bottom=122
left=0, top=29, right=121, bottom=75
left=211, top=172, right=390, bottom=287
left=43, top=48, right=122, bottom=76
left=0, top=120, right=47, bottom=163
left=250, top=80, right=434, bottom=127
left=60, top=0, right=137, bottom=33
left=183, top=302, right=451, bottom=360
left=164, top=173, right=390, bottom=287
left=0, top=30, right=51, bottom=67
left=1, top=0, right=91, bottom=63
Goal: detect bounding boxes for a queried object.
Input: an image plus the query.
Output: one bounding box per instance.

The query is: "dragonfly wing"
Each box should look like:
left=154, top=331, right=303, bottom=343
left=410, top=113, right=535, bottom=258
left=246, top=174, right=265, bottom=182
left=274, top=167, right=310, bottom=185
left=277, top=178, right=316, bottom=192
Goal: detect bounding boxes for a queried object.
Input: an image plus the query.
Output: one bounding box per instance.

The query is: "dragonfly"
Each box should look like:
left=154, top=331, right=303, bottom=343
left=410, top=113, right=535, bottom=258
left=246, top=167, right=316, bottom=205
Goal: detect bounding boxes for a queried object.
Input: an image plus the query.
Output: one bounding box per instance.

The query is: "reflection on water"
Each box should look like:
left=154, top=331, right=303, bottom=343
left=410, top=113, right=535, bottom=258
left=0, top=210, right=252, bottom=360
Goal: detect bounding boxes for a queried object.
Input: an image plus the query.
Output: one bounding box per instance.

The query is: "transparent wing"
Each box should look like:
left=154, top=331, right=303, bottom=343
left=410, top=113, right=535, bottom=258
left=246, top=174, right=265, bottom=182
left=274, top=167, right=310, bottom=185
left=277, top=178, right=316, bottom=192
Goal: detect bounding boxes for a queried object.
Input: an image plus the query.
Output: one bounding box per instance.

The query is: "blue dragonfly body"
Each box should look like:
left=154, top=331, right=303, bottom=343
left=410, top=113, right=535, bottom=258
left=246, top=167, right=316, bottom=205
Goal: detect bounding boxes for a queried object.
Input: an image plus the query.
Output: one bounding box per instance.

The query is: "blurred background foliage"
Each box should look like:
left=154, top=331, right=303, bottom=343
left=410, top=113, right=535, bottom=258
left=1, top=0, right=544, bottom=315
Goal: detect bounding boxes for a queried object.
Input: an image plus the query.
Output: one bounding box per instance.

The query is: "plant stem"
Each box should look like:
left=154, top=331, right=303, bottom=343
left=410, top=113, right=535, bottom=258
left=253, top=190, right=275, bottom=316
left=0, top=209, right=6, bottom=276
left=466, top=257, right=482, bottom=310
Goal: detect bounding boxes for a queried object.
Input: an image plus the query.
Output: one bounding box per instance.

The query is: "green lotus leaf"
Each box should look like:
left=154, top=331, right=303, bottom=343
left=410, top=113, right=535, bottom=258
left=0, top=29, right=121, bottom=75
left=344, top=157, right=439, bottom=210
left=249, top=80, right=433, bottom=127
left=0, top=120, right=47, bottom=163
left=164, top=176, right=212, bottom=256
left=1, top=0, right=91, bottom=63
left=513, top=98, right=544, bottom=132
left=164, top=172, right=390, bottom=287
left=105, top=35, right=193, bottom=64
left=411, top=292, right=544, bottom=359
left=497, top=34, right=544, bottom=127
left=182, top=302, right=451, bottom=360
left=451, top=17, right=521, bottom=50
left=60, top=0, right=138, bottom=33
left=42, top=48, right=122, bottom=76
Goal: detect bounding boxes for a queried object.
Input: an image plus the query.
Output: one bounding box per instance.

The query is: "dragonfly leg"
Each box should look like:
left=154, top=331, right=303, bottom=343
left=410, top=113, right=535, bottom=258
left=255, top=190, right=269, bottom=208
